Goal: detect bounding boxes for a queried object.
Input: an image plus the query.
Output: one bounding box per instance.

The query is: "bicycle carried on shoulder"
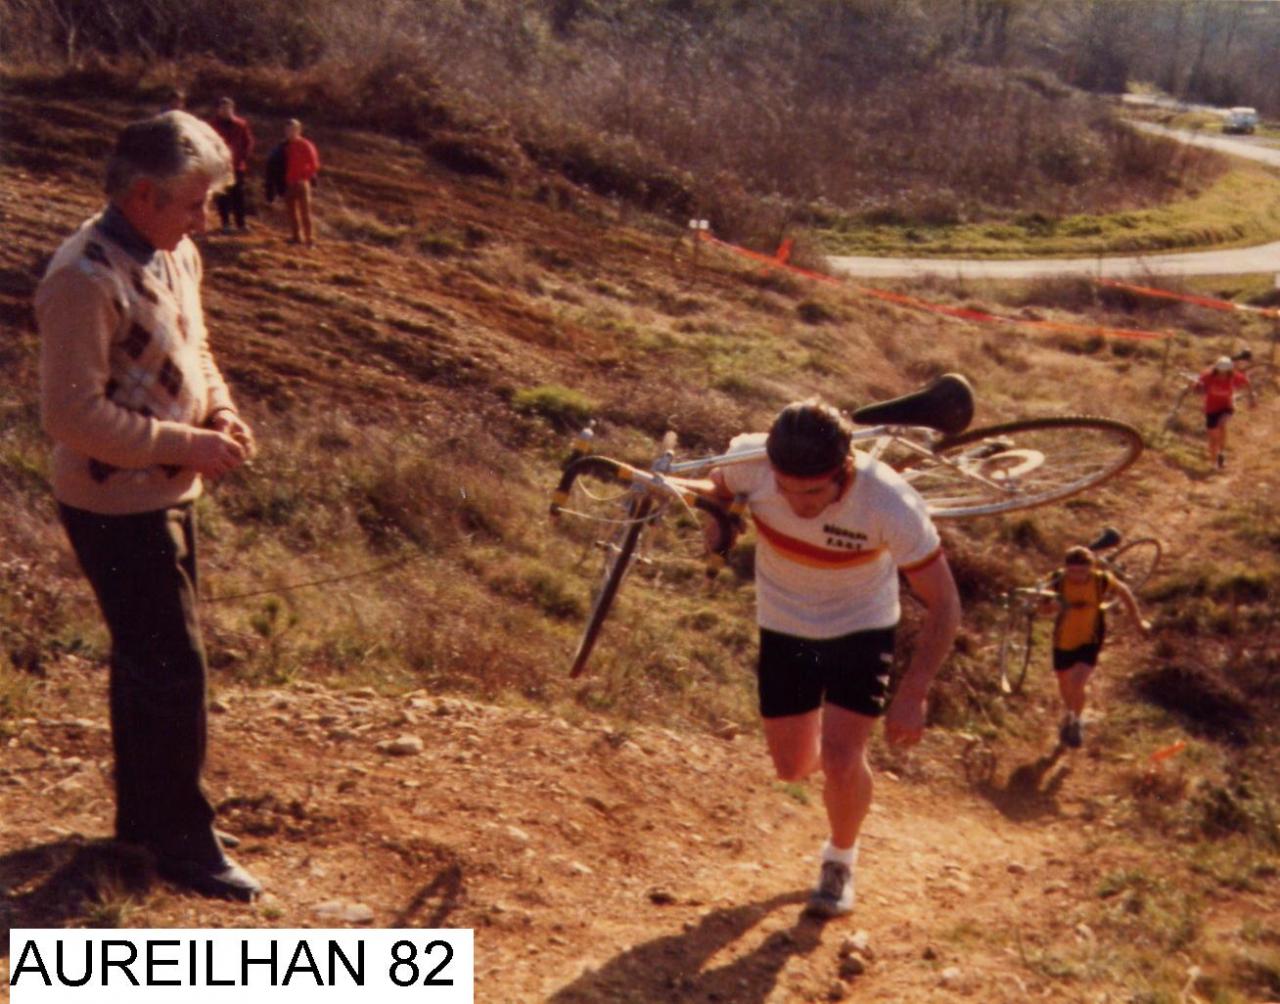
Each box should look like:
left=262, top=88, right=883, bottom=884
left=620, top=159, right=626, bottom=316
left=996, top=526, right=1161, bottom=695
left=550, top=373, right=1145, bottom=678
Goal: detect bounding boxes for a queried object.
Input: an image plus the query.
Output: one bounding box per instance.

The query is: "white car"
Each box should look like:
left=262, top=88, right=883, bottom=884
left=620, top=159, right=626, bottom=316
left=1223, top=107, right=1259, bottom=135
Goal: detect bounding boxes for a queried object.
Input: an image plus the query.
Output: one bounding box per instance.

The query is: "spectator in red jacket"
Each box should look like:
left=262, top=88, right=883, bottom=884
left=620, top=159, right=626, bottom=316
left=282, top=119, right=321, bottom=247
left=208, top=97, right=255, bottom=232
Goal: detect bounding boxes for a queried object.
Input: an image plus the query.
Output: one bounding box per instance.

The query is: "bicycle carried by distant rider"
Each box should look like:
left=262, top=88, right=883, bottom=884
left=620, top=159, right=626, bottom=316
left=996, top=526, right=1161, bottom=696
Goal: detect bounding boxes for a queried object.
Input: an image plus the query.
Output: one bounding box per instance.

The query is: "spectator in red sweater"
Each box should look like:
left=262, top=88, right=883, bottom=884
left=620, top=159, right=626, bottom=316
left=282, top=118, right=321, bottom=247
left=208, top=97, right=255, bottom=232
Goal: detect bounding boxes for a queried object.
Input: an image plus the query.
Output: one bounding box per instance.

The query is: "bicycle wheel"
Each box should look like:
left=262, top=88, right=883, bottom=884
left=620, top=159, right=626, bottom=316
left=1248, top=362, right=1279, bottom=401
left=904, top=417, right=1144, bottom=518
left=1163, top=387, right=1192, bottom=431
left=569, top=494, right=654, bottom=679
left=1105, top=537, right=1161, bottom=593
left=998, top=606, right=1035, bottom=696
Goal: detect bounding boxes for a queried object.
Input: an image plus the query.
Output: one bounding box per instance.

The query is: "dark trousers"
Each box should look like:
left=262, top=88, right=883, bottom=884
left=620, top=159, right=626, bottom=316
left=215, top=169, right=248, bottom=228
left=58, top=503, right=221, bottom=866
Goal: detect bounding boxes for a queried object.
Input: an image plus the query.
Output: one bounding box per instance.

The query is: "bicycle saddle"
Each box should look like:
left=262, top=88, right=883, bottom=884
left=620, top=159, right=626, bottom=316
left=1086, top=526, right=1122, bottom=551
left=852, top=373, right=974, bottom=435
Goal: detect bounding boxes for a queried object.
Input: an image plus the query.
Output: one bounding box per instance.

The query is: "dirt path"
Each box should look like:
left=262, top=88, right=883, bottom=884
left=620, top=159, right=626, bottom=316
left=0, top=661, right=1095, bottom=1003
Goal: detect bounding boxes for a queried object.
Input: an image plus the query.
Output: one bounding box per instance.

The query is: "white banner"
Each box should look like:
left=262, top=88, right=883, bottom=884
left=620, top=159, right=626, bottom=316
left=9, top=930, right=474, bottom=1003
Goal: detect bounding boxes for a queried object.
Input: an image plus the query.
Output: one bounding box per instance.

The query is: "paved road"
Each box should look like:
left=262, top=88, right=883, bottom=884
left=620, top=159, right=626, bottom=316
left=1130, top=121, right=1280, bottom=167
left=828, top=122, right=1280, bottom=280
left=827, top=242, right=1280, bottom=280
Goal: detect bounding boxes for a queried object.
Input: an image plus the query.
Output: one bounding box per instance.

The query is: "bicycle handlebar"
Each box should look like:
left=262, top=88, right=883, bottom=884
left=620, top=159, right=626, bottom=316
left=550, top=455, right=742, bottom=577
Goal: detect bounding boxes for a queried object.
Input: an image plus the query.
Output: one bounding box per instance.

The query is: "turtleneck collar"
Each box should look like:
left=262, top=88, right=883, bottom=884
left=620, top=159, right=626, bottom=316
left=96, top=203, right=157, bottom=265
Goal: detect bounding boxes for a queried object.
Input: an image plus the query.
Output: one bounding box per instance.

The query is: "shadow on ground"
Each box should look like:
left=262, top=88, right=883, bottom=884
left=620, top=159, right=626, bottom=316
left=0, top=838, right=155, bottom=954
left=392, top=860, right=466, bottom=929
left=547, top=891, right=818, bottom=1004
left=973, top=747, right=1071, bottom=823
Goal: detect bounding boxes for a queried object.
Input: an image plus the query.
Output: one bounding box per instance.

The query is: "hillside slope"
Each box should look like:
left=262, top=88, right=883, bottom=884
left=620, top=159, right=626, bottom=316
left=2, top=84, right=1279, bottom=1003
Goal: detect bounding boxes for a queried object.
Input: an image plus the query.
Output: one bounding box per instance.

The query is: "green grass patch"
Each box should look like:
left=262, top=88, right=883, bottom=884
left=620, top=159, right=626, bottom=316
left=511, top=384, right=595, bottom=429
left=819, top=163, right=1280, bottom=258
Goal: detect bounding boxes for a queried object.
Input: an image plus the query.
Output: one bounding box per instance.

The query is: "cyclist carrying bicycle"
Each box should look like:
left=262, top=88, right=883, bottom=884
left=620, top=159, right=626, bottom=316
left=1191, top=355, right=1255, bottom=470
left=698, top=399, right=961, bottom=918
left=1039, top=545, right=1151, bottom=748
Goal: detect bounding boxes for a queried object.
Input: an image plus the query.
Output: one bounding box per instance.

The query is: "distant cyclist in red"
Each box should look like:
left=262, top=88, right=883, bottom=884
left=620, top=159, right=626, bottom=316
left=1193, top=355, right=1254, bottom=469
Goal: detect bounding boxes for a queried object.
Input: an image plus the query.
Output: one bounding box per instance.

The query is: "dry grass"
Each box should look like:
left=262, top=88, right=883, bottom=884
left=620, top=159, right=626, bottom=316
left=0, top=3, right=1234, bottom=250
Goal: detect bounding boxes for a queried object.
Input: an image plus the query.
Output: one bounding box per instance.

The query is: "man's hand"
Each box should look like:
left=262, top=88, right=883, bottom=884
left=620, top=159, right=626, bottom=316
left=884, top=691, right=927, bottom=747
left=701, top=516, right=729, bottom=555
left=209, top=410, right=257, bottom=459
left=186, top=429, right=247, bottom=479
left=701, top=506, right=741, bottom=557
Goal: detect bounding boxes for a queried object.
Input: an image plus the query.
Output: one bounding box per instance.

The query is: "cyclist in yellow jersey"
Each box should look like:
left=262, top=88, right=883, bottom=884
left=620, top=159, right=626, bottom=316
left=1040, top=546, right=1151, bottom=748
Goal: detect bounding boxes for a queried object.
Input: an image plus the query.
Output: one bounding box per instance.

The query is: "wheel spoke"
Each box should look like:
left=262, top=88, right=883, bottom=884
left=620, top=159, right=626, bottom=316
left=904, top=418, right=1143, bottom=518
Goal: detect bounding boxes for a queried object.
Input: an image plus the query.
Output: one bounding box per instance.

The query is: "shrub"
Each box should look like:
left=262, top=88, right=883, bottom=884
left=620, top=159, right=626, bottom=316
left=1017, top=276, right=1097, bottom=311
left=511, top=385, right=595, bottom=429
left=796, top=300, right=837, bottom=325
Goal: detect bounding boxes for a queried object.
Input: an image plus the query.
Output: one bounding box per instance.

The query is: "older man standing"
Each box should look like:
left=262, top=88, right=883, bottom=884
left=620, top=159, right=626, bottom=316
left=35, top=111, right=261, bottom=901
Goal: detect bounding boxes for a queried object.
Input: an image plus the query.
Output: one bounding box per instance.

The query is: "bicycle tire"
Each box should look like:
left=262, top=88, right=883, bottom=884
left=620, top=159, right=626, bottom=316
left=1163, top=387, right=1192, bottom=431
left=904, top=416, right=1144, bottom=518
left=1247, top=361, right=1279, bottom=400
left=998, top=606, right=1035, bottom=696
left=1105, top=537, right=1161, bottom=593
left=569, top=494, right=653, bottom=679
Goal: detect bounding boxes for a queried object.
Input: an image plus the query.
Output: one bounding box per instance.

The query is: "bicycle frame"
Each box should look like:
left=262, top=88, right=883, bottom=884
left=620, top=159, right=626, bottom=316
left=664, top=424, right=937, bottom=475
left=639, top=424, right=1010, bottom=510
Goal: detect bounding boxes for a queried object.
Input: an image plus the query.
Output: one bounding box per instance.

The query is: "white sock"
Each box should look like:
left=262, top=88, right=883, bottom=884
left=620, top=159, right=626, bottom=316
left=822, top=839, right=859, bottom=868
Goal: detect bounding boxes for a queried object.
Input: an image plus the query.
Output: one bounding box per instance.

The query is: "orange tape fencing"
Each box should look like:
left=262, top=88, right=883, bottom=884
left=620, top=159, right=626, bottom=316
left=1098, top=278, right=1280, bottom=319
left=697, top=232, right=1171, bottom=342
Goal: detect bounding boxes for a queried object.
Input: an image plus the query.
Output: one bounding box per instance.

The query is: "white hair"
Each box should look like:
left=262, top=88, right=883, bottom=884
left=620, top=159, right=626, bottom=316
left=105, top=110, right=233, bottom=198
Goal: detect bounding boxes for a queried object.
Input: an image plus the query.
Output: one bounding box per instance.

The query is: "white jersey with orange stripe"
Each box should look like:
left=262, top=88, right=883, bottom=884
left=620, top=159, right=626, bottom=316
left=720, top=435, right=941, bottom=640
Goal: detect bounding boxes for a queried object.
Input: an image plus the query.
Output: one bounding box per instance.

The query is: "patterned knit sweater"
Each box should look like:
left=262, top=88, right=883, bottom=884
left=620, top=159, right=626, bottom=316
left=36, top=211, right=236, bottom=515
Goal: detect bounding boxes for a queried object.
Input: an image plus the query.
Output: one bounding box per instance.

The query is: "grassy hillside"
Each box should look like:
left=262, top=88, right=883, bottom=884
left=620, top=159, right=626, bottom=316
left=0, top=1, right=1233, bottom=252
left=2, top=73, right=1279, bottom=1001
left=821, top=160, right=1280, bottom=257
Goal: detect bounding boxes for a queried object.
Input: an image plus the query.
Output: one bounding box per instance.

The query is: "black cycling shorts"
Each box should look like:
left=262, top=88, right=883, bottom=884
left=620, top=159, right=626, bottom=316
left=1206, top=408, right=1234, bottom=430
left=1053, top=643, right=1102, bottom=671
left=757, top=626, right=896, bottom=719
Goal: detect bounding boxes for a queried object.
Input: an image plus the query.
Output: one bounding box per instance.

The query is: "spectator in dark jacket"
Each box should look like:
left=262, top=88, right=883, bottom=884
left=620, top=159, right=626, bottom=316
left=264, top=143, right=287, bottom=206
left=208, top=97, right=255, bottom=231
